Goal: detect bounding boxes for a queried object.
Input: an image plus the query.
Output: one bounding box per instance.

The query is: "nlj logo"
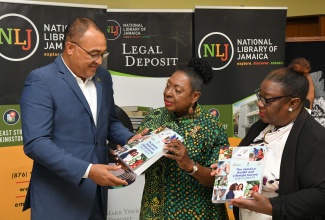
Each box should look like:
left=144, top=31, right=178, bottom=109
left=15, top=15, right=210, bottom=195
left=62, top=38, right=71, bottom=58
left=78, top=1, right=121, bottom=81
left=0, top=13, right=39, bottom=61
left=198, top=32, right=234, bottom=70
left=106, top=20, right=121, bottom=40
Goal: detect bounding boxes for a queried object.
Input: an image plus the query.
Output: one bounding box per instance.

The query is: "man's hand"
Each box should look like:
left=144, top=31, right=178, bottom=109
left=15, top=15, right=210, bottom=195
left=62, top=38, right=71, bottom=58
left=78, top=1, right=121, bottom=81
left=88, top=164, right=128, bottom=186
left=230, top=191, right=273, bottom=216
left=127, top=128, right=149, bottom=144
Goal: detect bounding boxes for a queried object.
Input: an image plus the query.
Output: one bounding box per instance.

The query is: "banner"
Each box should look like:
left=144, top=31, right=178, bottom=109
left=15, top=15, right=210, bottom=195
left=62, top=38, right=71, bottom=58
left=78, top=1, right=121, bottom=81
left=0, top=1, right=107, bottom=219
left=105, top=9, right=193, bottom=220
left=194, top=6, right=287, bottom=137
left=106, top=9, right=193, bottom=109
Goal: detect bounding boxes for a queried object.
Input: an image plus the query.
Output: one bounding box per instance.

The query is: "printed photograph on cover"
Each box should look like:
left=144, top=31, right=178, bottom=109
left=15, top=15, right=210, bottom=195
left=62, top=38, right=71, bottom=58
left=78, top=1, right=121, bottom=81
left=113, top=145, right=128, bottom=155
left=212, top=146, right=266, bottom=203
left=152, top=126, right=183, bottom=143
left=213, top=188, right=227, bottom=201
left=216, top=161, right=230, bottom=176
left=218, top=146, right=233, bottom=160
left=119, top=148, right=149, bottom=170
left=214, top=175, right=228, bottom=187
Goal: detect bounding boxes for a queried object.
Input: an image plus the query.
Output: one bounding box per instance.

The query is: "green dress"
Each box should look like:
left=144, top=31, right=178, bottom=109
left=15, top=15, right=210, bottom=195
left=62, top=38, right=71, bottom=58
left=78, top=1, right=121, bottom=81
left=139, top=105, right=230, bottom=220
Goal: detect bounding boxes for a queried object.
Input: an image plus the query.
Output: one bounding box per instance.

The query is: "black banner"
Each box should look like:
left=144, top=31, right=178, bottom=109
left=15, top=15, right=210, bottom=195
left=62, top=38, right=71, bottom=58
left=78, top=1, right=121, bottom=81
left=106, top=10, right=193, bottom=108
left=195, top=7, right=287, bottom=104
left=106, top=10, right=193, bottom=77
left=0, top=1, right=107, bottom=105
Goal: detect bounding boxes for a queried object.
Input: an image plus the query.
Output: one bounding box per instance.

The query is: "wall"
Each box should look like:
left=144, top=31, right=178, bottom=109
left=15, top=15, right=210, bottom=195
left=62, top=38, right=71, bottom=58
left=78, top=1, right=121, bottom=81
left=31, top=0, right=325, bottom=16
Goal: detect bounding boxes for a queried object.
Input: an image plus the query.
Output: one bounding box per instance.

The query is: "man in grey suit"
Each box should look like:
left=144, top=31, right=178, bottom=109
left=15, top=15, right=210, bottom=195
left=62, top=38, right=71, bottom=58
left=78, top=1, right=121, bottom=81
left=20, top=17, right=145, bottom=220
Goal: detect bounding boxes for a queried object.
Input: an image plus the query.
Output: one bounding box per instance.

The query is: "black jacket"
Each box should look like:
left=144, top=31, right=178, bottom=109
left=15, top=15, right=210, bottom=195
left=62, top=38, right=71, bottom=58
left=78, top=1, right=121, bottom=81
left=234, top=109, right=325, bottom=220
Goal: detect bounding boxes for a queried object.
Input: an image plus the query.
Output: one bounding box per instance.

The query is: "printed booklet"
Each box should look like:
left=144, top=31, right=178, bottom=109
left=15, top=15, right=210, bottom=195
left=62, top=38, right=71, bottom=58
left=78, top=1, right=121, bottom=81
left=212, top=146, right=266, bottom=203
left=115, top=126, right=183, bottom=176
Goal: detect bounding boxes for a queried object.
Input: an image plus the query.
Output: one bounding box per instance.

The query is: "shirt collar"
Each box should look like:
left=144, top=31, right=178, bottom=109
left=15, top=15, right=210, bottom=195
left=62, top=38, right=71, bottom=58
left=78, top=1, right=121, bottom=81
left=60, top=55, right=94, bottom=83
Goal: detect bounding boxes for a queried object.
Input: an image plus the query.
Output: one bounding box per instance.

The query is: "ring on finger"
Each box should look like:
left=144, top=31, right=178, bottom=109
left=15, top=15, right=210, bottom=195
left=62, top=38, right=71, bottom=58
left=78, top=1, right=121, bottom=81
left=174, top=150, right=180, bottom=156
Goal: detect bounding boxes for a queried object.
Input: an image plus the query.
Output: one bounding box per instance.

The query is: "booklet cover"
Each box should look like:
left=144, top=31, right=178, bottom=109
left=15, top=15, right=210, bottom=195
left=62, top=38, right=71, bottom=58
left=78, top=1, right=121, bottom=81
left=116, top=126, right=183, bottom=176
left=212, top=146, right=266, bottom=203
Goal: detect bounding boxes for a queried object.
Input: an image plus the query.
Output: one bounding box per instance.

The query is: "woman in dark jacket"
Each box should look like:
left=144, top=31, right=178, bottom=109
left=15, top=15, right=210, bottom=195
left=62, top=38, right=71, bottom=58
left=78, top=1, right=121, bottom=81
left=212, top=58, right=325, bottom=220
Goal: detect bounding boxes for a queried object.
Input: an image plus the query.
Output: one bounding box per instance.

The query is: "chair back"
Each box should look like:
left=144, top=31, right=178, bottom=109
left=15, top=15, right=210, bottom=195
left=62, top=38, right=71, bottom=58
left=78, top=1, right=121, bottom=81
left=115, top=105, right=134, bottom=133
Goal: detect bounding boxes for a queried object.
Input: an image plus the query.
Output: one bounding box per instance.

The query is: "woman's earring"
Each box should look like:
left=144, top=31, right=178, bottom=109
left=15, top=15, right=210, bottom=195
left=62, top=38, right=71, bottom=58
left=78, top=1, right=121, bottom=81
left=288, top=107, right=293, bottom=112
left=188, top=105, right=194, bottom=114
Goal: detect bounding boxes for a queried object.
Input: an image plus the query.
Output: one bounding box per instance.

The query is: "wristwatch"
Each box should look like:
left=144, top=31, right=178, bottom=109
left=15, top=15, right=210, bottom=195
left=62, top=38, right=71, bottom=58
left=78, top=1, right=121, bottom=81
left=186, top=161, right=198, bottom=175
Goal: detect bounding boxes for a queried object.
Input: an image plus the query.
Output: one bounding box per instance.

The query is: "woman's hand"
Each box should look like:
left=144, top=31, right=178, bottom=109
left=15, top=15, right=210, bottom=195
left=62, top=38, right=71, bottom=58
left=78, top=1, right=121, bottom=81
left=210, top=163, right=220, bottom=176
left=164, top=139, right=216, bottom=187
left=230, top=192, right=272, bottom=216
left=163, top=139, right=194, bottom=172
left=210, top=162, right=230, bottom=175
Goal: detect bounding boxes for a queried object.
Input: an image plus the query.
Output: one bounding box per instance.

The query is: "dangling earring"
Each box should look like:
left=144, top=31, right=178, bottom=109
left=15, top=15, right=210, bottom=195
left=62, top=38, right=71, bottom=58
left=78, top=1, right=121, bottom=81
left=288, top=107, right=293, bottom=112
left=188, top=105, right=194, bottom=114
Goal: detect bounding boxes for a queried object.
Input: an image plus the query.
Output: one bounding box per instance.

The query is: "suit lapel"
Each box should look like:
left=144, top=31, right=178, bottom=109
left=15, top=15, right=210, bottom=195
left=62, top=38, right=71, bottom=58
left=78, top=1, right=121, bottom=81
left=56, top=56, right=95, bottom=124
left=94, top=75, right=102, bottom=123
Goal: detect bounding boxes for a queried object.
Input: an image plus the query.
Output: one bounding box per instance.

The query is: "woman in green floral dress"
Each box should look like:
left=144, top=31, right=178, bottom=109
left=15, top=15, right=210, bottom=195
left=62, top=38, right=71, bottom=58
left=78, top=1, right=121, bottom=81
left=139, top=58, right=230, bottom=220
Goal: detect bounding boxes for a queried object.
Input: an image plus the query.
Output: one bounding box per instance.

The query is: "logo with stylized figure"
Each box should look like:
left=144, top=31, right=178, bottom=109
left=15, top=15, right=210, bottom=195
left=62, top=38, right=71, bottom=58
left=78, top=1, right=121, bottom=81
left=3, top=109, right=20, bottom=125
left=209, top=108, right=220, bottom=119
left=106, top=20, right=121, bottom=40
left=198, top=32, right=234, bottom=70
left=0, top=13, right=39, bottom=61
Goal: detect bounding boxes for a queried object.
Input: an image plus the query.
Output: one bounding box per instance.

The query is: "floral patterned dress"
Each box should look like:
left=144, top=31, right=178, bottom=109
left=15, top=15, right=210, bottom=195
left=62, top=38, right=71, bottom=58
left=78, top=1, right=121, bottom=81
left=138, top=105, right=229, bottom=220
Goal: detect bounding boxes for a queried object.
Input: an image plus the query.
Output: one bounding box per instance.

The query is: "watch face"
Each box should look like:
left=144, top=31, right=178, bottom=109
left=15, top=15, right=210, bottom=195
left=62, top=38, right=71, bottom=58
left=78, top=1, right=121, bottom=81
left=188, top=164, right=198, bottom=175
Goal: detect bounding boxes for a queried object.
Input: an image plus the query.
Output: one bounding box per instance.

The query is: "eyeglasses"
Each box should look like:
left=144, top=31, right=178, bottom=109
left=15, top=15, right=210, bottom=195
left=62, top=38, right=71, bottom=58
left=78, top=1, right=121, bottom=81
left=255, top=88, right=289, bottom=106
left=70, top=41, right=109, bottom=61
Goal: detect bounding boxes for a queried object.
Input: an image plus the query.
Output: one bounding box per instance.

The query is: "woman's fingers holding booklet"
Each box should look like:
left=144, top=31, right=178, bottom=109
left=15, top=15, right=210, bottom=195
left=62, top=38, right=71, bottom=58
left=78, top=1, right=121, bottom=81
left=210, top=163, right=220, bottom=176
